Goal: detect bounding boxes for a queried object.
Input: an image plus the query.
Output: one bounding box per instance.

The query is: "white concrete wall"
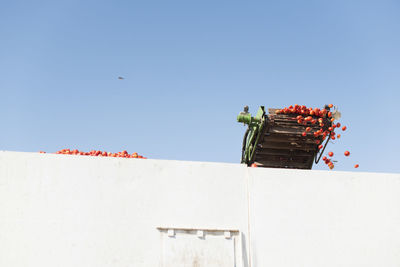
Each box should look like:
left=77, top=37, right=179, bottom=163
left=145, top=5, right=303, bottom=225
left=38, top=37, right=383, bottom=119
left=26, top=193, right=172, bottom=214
left=248, top=168, right=400, bottom=267
left=0, top=151, right=399, bottom=267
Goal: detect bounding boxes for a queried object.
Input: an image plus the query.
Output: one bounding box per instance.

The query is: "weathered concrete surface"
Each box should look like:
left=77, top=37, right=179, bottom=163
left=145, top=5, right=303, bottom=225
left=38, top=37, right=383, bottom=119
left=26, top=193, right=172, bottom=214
left=248, top=168, right=400, bottom=267
left=0, top=151, right=399, bottom=267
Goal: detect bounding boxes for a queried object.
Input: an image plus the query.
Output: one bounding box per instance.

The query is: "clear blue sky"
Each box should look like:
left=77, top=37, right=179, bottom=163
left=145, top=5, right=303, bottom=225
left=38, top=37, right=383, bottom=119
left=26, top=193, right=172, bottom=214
left=1, top=0, right=399, bottom=173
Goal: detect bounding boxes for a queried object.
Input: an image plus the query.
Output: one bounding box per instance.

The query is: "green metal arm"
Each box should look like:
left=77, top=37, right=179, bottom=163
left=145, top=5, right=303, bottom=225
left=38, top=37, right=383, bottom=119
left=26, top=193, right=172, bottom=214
left=237, top=106, right=266, bottom=165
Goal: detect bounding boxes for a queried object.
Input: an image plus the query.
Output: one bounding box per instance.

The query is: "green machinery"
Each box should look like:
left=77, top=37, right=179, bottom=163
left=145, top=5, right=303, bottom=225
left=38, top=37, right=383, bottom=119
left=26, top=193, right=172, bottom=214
left=237, top=106, right=331, bottom=169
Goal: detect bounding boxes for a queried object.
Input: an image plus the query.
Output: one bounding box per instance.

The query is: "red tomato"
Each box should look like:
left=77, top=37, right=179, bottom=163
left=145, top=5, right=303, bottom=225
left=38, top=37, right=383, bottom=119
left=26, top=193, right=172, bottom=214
left=354, top=164, right=359, bottom=168
left=328, top=104, right=333, bottom=108
left=328, top=152, right=334, bottom=157
left=336, top=122, right=341, bottom=127
left=344, top=151, right=350, bottom=156
left=337, top=134, right=341, bottom=138
left=251, top=163, right=258, bottom=167
left=342, top=126, right=347, bottom=131
left=306, top=127, right=311, bottom=132
left=318, top=144, right=323, bottom=150
left=302, top=132, right=307, bottom=137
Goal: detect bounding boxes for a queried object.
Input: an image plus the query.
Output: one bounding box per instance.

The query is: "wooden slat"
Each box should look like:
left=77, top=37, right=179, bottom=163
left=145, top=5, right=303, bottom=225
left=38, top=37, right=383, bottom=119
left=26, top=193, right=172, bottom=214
left=272, top=121, right=321, bottom=129
left=262, top=134, right=320, bottom=144
left=254, top=159, right=311, bottom=169
left=255, top=148, right=314, bottom=157
left=255, top=154, right=310, bottom=163
left=268, top=108, right=281, bottom=114
left=268, top=127, right=324, bottom=136
left=258, top=141, right=317, bottom=151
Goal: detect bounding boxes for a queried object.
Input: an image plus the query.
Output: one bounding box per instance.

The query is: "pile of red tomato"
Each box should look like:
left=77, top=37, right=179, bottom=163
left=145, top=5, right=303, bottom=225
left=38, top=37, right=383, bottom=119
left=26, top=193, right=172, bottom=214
left=39, top=149, right=146, bottom=159
left=276, top=104, right=359, bottom=170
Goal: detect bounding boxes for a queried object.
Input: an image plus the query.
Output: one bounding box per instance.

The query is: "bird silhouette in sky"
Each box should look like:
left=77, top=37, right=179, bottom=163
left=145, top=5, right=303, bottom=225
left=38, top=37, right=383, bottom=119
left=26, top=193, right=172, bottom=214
left=118, top=76, right=124, bottom=80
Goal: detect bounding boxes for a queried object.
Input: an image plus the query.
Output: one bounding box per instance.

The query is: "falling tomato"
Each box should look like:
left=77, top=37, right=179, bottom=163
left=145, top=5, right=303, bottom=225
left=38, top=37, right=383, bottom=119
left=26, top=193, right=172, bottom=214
left=328, top=152, right=334, bottom=157
left=354, top=164, right=359, bottom=168
left=344, top=151, right=350, bottom=156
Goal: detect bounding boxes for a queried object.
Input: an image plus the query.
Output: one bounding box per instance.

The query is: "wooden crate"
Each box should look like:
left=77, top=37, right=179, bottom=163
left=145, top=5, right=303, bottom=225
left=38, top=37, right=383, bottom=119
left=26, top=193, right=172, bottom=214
left=253, top=109, right=324, bottom=169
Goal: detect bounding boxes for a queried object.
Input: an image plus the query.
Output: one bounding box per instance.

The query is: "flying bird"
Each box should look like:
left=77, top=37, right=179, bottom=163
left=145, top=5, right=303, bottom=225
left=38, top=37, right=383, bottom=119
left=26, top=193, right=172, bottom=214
left=118, top=76, right=124, bottom=80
